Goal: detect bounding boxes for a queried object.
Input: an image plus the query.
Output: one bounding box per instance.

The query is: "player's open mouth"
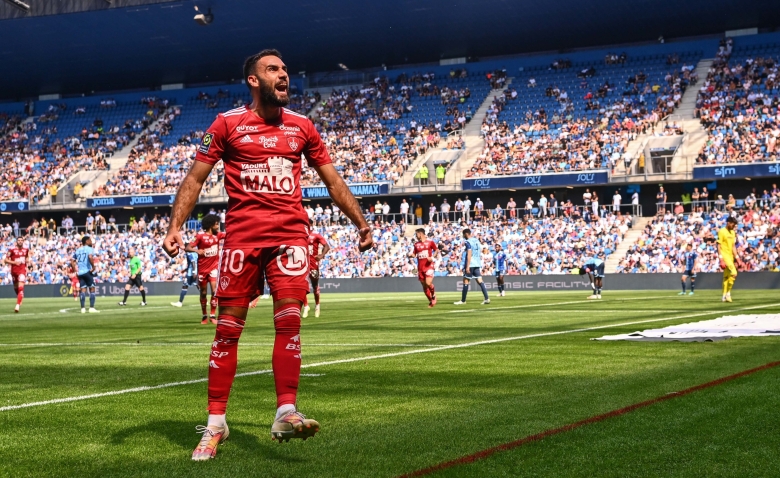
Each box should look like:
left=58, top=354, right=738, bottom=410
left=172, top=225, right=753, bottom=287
left=276, top=84, right=288, bottom=94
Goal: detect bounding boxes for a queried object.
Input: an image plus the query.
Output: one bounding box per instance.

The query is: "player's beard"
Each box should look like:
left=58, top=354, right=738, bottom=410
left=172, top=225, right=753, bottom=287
left=259, top=79, right=290, bottom=107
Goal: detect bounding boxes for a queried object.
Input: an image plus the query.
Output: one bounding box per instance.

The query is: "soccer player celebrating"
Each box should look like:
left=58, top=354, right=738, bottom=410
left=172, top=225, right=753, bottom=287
left=454, top=228, right=490, bottom=305
left=162, top=49, right=372, bottom=460
left=302, top=222, right=330, bottom=318
left=4, top=237, right=30, bottom=313
left=578, top=256, right=605, bottom=299
left=117, top=248, right=147, bottom=307
left=185, top=214, right=225, bottom=323
left=494, top=243, right=507, bottom=297
left=72, top=235, right=99, bottom=313
left=171, top=250, right=199, bottom=309
left=409, top=228, right=438, bottom=307
left=679, top=243, right=698, bottom=296
left=717, top=216, right=741, bottom=302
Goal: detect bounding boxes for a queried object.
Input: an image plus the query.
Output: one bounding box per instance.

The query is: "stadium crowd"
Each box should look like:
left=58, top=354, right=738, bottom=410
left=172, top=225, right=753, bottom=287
left=303, top=82, right=439, bottom=186
left=617, top=202, right=780, bottom=273
left=467, top=54, right=697, bottom=177
left=695, top=39, right=780, bottom=165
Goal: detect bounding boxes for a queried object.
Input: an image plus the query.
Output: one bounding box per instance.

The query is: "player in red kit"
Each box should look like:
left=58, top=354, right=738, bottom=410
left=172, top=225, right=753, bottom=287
left=302, top=221, right=330, bottom=318
left=69, top=263, right=80, bottom=301
left=4, top=237, right=30, bottom=313
left=185, top=214, right=225, bottom=324
left=409, top=228, right=438, bottom=307
left=162, top=50, right=372, bottom=461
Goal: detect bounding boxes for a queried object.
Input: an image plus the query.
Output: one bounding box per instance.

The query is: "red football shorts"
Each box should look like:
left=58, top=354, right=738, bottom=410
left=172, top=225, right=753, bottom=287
left=12, top=273, right=26, bottom=284
left=198, top=268, right=218, bottom=289
left=417, top=267, right=435, bottom=282
left=216, top=240, right=309, bottom=307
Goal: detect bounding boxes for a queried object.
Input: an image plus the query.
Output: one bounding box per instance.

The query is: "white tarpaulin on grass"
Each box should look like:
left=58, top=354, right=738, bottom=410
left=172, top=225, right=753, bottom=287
left=595, top=314, right=780, bottom=342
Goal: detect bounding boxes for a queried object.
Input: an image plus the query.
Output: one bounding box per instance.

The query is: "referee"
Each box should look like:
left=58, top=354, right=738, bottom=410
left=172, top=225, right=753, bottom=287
left=118, top=248, right=147, bottom=306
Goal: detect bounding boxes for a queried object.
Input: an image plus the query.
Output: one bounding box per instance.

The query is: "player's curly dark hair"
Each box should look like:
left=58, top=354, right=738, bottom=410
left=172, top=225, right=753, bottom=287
left=726, top=216, right=738, bottom=224
left=201, top=214, right=220, bottom=232
left=243, top=49, right=283, bottom=84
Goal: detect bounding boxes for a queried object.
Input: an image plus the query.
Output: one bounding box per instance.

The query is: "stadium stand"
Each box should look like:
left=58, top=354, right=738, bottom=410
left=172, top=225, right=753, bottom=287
left=467, top=50, right=702, bottom=177
left=303, top=82, right=445, bottom=186
left=1, top=94, right=173, bottom=202
left=695, top=38, right=780, bottom=164
left=616, top=204, right=780, bottom=273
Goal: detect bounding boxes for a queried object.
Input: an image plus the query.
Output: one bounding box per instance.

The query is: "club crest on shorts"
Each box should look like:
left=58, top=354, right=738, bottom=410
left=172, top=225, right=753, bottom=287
left=287, top=137, right=299, bottom=152
left=220, top=276, right=230, bottom=290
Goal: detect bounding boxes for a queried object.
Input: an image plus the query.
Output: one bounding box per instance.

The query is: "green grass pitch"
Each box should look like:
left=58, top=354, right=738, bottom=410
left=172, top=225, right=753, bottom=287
left=1, top=290, right=779, bottom=477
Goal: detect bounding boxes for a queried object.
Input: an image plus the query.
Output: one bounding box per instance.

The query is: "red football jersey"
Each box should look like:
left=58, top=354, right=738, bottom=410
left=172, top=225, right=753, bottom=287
left=307, top=232, right=328, bottom=270
left=195, top=106, right=332, bottom=247
left=8, top=247, right=29, bottom=275
left=413, top=240, right=437, bottom=271
left=191, top=231, right=225, bottom=273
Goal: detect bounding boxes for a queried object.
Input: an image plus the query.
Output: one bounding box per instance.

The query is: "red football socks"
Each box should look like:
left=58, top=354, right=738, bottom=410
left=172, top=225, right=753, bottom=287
left=423, top=286, right=432, bottom=301
left=16, top=285, right=24, bottom=306
left=272, top=303, right=302, bottom=407
left=428, top=284, right=436, bottom=300
left=206, top=314, right=245, bottom=414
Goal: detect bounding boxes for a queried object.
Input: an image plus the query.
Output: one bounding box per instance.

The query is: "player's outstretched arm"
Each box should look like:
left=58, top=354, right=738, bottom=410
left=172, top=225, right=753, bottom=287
left=164, top=161, right=215, bottom=257
left=314, top=163, right=372, bottom=252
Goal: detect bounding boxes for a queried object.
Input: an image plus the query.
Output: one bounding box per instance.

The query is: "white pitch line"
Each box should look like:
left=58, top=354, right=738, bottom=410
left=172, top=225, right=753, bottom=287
left=447, top=295, right=670, bottom=314
left=3, top=301, right=779, bottom=413
left=0, top=342, right=443, bottom=348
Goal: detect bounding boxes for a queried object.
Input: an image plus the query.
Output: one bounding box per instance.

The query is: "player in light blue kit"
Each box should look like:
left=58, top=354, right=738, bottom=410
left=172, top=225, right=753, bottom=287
left=454, top=229, right=490, bottom=305
left=679, top=243, right=698, bottom=296
left=578, top=256, right=605, bottom=300
left=71, top=235, right=99, bottom=313
left=172, top=251, right=199, bottom=307
left=494, top=243, right=508, bottom=297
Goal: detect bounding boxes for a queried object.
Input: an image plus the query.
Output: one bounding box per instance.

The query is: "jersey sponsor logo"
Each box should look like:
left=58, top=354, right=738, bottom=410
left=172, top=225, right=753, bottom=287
left=278, top=124, right=301, bottom=132
left=204, top=245, right=219, bottom=258
left=258, top=135, right=279, bottom=148
left=287, top=137, right=299, bottom=151
left=277, top=245, right=308, bottom=276
left=240, top=158, right=295, bottom=195
left=236, top=125, right=259, bottom=132
left=417, top=250, right=430, bottom=259
left=199, top=133, right=214, bottom=154
left=240, top=135, right=253, bottom=143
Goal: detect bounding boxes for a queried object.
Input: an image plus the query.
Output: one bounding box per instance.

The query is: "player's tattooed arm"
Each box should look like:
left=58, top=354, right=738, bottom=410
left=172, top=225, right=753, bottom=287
left=164, top=161, right=215, bottom=257
left=314, top=163, right=373, bottom=252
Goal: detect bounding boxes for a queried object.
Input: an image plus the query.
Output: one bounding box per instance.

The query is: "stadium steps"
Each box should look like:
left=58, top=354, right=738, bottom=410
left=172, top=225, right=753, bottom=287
left=676, top=59, right=713, bottom=119
left=306, top=89, right=331, bottom=121
left=604, top=216, right=652, bottom=273
left=448, top=80, right=512, bottom=184
left=400, top=147, right=437, bottom=187
left=614, top=133, right=651, bottom=175
left=76, top=106, right=177, bottom=199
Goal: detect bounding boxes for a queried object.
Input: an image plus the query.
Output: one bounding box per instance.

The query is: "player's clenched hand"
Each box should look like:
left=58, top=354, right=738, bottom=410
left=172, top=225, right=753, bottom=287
left=358, top=227, right=373, bottom=252
left=719, top=258, right=726, bottom=270
left=163, top=230, right=184, bottom=258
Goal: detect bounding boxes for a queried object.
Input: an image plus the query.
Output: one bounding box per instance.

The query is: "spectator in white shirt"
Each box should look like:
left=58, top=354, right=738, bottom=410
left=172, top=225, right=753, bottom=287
left=399, top=199, right=410, bottom=224
left=440, top=199, right=451, bottom=223
left=612, top=191, right=622, bottom=212
left=462, top=196, right=472, bottom=221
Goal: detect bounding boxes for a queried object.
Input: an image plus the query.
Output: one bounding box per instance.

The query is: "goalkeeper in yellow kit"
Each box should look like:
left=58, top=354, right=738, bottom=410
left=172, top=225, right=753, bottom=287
left=717, top=216, right=742, bottom=302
